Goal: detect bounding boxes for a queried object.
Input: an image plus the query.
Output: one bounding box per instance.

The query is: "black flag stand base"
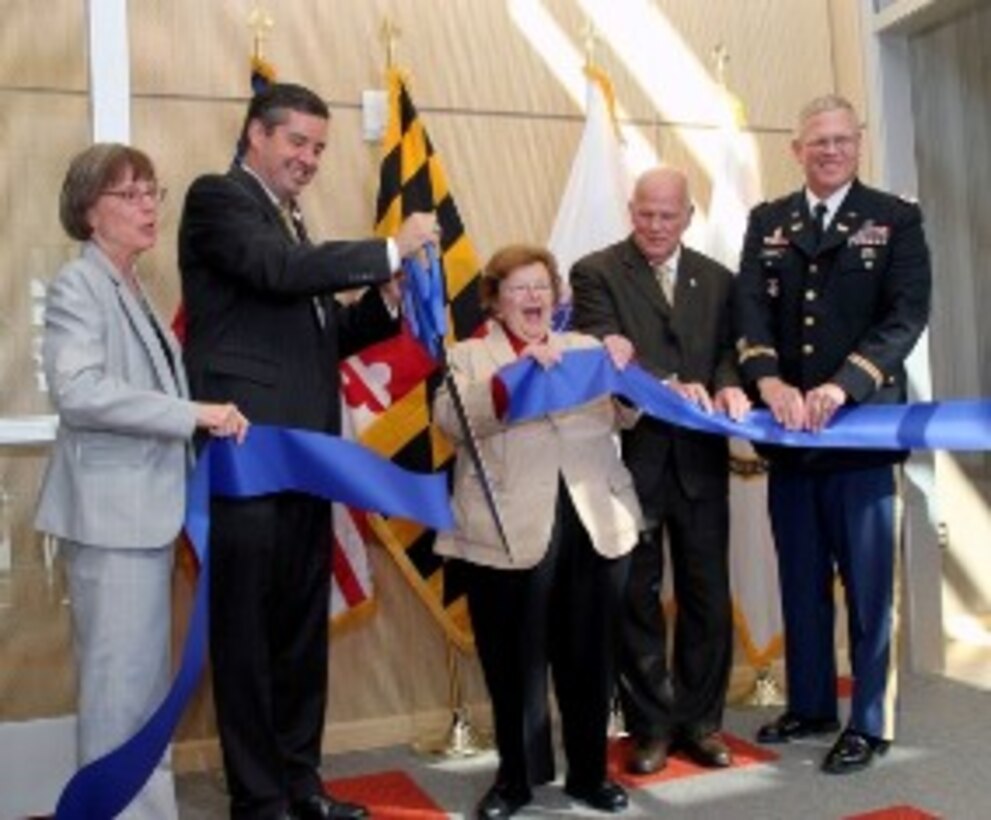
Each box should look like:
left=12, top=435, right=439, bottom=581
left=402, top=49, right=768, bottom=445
left=733, top=664, right=787, bottom=708
left=414, top=639, right=491, bottom=758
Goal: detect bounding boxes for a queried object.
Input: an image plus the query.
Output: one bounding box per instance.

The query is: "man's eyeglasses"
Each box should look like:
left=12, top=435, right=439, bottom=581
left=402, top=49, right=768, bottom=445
left=101, top=186, right=168, bottom=205
left=804, top=135, right=858, bottom=153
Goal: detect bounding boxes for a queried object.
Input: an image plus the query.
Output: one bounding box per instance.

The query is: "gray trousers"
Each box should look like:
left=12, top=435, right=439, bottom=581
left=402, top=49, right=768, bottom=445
left=63, top=541, right=179, bottom=820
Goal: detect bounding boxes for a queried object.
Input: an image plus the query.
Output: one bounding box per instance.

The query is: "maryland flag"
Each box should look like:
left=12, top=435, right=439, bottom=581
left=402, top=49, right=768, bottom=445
left=340, top=67, right=485, bottom=651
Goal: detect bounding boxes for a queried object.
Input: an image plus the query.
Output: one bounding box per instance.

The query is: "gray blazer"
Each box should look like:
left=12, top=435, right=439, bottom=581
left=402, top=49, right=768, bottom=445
left=35, top=242, right=197, bottom=549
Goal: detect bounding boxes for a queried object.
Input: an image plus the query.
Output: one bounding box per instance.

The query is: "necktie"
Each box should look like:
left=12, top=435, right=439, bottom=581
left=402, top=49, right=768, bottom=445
left=813, top=202, right=828, bottom=244
left=655, top=262, right=675, bottom=306
left=279, top=204, right=301, bottom=243
left=280, top=203, right=325, bottom=327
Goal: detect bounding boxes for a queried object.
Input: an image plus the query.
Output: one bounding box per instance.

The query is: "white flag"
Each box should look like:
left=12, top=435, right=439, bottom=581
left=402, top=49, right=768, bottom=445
left=705, top=92, right=762, bottom=271
left=549, top=66, right=632, bottom=322
left=706, top=90, right=783, bottom=665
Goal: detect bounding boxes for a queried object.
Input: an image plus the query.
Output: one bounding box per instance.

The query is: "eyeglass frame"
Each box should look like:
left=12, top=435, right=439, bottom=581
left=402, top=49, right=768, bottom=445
left=100, top=185, right=168, bottom=205
left=502, top=282, right=554, bottom=297
left=802, top=134, right=859, bottom=153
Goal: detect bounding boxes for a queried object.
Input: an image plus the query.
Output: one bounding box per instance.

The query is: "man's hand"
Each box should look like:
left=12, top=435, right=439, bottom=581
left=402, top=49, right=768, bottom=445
left=379, top=268, right=403, bottom=315
left=521, top=339, right=563, bottom=369
left=394, top=212, right=439, bottom=259
left=804, top=382, right=847, bottom=432
left=603, top=334, right=636, bottom=370
left=668, top=379, right=715, bottom=414
left=713, top=386, right=752, bottom=421
left=758, top=376, right=806, bottom=430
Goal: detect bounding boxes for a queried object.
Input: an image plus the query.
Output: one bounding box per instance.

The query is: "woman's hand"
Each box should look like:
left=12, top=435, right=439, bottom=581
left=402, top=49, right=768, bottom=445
left=196, top=402, right=250, bottom=444
left=521, top=339, right=563, bottom=369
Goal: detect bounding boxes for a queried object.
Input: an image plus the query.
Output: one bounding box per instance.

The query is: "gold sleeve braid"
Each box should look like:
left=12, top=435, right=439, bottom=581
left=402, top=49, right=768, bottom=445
left=847, top=352, right=884, bottom=388
left=738, top=344, right=778, bottom=365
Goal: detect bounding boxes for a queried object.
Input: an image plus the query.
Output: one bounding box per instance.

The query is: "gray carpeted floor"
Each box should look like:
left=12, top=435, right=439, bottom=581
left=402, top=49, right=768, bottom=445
left=178, top=673, right=991, bottom=819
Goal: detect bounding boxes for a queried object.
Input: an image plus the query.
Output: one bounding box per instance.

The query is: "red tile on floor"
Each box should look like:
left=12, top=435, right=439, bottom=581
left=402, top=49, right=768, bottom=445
left=844, top=806, right=940, bottom=819
left=608, top=733, right=779, bottom=788
left=326, top=770, right=446, bottom=819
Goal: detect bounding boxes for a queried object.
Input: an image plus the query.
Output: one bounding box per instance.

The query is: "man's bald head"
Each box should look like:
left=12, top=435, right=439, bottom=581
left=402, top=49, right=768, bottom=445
left=629, top=167, right=693, bottom=265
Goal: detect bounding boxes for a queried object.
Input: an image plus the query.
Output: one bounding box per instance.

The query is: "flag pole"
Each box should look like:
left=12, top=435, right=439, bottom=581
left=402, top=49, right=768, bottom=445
left=370, top=29, right=493, bottom=755
left=580, top=17, right=598, bottom=71
left=247, top=4, right=273, bottom=64
left=380, top=17, right=400, bottom=71
left=414, top=639, right=490, bottom=758
left=708, top=41, right=785, bottom=709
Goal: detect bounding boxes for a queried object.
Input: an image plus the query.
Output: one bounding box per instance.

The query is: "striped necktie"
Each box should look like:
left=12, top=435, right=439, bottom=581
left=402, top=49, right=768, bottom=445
left=655, top=262, right=675, bottom=306
left=280, top=203, right=325, bottom=327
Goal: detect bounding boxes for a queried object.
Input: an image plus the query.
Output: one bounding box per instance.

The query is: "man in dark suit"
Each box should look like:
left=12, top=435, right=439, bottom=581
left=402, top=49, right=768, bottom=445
left=571, top=167, right=750, bottom=775
left=736, top=94, right=931, bottom=774
left=179, top=83, right=437, bottom=820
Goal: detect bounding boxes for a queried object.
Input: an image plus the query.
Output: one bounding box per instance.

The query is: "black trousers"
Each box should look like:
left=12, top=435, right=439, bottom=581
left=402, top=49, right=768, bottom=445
left=209, top=492, right=332, bottom=819
left=461, top=481, right=630, bottom=790
left=618, top=465, right=732, bottom=742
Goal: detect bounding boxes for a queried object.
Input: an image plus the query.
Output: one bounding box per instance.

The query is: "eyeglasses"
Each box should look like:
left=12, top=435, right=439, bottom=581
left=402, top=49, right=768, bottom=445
left=101, top=185, right=168, bottom=205
left=503, top=282, right=553, bottom=296
left=804, top=135, right=858, bottom=152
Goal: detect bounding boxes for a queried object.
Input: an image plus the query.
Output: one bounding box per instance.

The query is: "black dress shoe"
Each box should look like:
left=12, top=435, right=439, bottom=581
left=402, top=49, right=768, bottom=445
left=291, top=793, right=369, bottom=820
left=475, top=782, right=532, bottom=819
left=564, top=779, right=629, bottom=813
left=680, top=733, right=733, bottom=768
left=756, top=712, right=841, bottom=744
left=627, top=736, right=669, bottom=775
left=821, top=729, right=890, bottom=775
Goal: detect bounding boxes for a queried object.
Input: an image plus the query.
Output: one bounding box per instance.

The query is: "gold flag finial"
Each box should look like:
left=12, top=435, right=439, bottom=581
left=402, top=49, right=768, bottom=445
left=247, top=5, right=274, bottom=62
left=581, top=19, right=599, bottom=69
left=381, top=18, right=401, bottom=70
left=712, top=42, right=730, bottom=88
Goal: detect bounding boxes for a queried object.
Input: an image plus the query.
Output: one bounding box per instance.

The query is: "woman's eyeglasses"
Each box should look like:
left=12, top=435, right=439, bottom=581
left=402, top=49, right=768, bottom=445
left=101, top=186, right=167, bottom=205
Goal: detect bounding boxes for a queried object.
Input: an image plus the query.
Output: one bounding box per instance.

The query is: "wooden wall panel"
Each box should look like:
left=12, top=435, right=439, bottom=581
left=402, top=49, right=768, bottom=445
left=0, top=0, right=86, bottom=90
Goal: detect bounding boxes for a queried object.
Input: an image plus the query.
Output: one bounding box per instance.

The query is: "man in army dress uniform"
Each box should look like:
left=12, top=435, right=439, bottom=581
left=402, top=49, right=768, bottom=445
left=736, top=94, right=931, bottom=774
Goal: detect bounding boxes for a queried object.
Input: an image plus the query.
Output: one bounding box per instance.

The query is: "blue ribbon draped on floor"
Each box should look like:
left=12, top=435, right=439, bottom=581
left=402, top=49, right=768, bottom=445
left=500, top=347, right=991, bottom=451
left=55, top=426, right=453, bottom=820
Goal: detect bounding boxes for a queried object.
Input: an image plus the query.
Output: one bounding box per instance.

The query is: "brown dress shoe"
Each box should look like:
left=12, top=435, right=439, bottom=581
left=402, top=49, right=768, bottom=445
left=627, top=737, right=668, bottom=775
left=680, top=733, right=733, bottom=768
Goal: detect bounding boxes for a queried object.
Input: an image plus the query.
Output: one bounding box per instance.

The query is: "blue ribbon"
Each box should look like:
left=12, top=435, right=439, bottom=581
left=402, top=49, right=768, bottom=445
left=500, top=348, right=991, bottom=452
left=55, top=426, right=452, bottom=819
left=401, top=243, right=446, bottom=358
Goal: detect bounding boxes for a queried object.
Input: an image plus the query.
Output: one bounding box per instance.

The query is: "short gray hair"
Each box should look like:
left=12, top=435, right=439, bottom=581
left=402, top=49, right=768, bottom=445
left=796, top=94, right=859, bottom=136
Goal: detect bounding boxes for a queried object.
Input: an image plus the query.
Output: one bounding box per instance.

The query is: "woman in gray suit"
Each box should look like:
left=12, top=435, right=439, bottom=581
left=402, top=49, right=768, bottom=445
left=35, top=144, right=248, bottom=819
left=434, top=244, right=642, bottom=819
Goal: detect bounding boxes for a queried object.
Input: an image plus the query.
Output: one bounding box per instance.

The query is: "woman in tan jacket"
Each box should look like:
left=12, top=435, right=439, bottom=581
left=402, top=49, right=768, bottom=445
left=434, top=244, right=642, bottom=819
